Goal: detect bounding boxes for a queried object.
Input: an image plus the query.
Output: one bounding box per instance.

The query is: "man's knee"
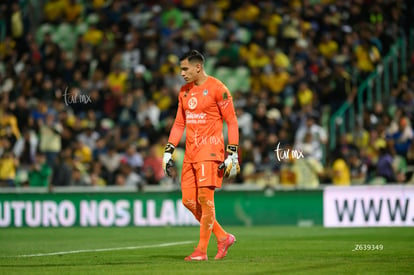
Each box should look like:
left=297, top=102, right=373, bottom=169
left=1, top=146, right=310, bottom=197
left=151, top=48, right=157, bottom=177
left=182, top=198, right=192, bottom=209
left=198, top=186, right=214, bottom=202
left=182, top=198, right=197, bottom=212
left=182, top=198, right=201, bottom=220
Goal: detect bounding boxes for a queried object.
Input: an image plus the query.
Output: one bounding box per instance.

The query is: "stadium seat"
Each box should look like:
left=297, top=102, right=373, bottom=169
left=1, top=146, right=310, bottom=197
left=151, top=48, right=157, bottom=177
left=143, top=70, right=152, bottom=82
left=75, top=22, right=88, bottom=36
left=204, top=56, right=217, bottom=75
left=54, top=23, right=76, bottom=51
left=88, top=59, right=98, bottom=79
left=234, top=66, right=251, bottom=92
left=182, top=11, right=193, bottom=21
left=35, top=23, right=55, bottom=45
left=236, top=27, right=251, bottom=44
left=225, top=75, right=240, bottom=93
left=235, top=66, right=249, bottom=79
left=86, top=13, right=100, bottom=25
left=214, top=66, right=233, bottom=80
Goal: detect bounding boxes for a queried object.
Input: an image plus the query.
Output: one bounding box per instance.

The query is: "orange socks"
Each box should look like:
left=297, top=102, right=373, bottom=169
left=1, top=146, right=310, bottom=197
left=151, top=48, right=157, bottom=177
left=182, top=187, right=227, bottom=253
left=197, top=187, right=215, bottom=253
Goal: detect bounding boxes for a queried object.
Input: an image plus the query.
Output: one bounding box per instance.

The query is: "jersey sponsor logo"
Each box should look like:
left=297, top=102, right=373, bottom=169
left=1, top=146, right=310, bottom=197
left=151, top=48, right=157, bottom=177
left=185, top=111, right=207, bottom=124
left=185, top=111, right=206, bottom=119
left=188, top=97, right=197, bottom=110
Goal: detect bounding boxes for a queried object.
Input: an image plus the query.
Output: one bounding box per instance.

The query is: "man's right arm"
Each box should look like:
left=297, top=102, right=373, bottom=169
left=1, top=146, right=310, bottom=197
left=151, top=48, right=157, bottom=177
left=167, top=96, right=185, bottom=147
left=163, top=95, right=185, bottom=177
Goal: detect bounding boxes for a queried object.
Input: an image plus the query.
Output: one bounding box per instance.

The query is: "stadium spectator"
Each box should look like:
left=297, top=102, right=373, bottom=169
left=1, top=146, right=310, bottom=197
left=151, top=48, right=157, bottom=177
left=77, top=123, right=100, bottom=152
left=51, top=150, right=72, bottom=187
left=328, top=61, right=357, bottom=112
left=407, top=141, right=414, bottom=165
left=70, top=160, right=90, bottom=186
left=11, top=96, right=31, bottom=132
left=28, top=151, right=52, bottom=187
left=121, top=38, right=141, bottom=72
left=116, top=161, right=143, bottom=188
left=349, top=150, right=368, bottom=185
left=73, top=138, right=92, bottom=165
left=215, top=37, right=240, bottom=68
left=318, top=32, right=338, bottom=59
left=11, top=3, right=24, bottom=50
left=106, top=64, right=128, bottom=95
left=98, top=144, right=122, bottom=185
left=13, top=128, right=38, bottom=168
left=63, top=0, right=83, bottom=24
left=331, top=152, right=351, bottom=186
left=374, top=145, right=395, bottom=183
left=293, top=157, right=324, bottom=189
left=143, top=144, right=164, bottom=184
left=296, top=82, right=314, bottom=110
left=130, top=64, right=150, bottom=92
left=294, top=113, right=327, bottom=163
left=391, top=146, right=408, bottom=183
left=89, top=161, right=106, bottom=187
left=278, top=152, right=296, bottom=186
left=235, top=106, right=253, bottom=139
left=121, top=143, right=144, bottom=173
left=386, top=117, right=413, bottom=157
left=38, top=112, right=63, bottom=167
left=353, top=36, right=381, bottom=81
left=0, top=107, right=21, bottom=146
left=42, top=0, right=65, bottom=24
left=0, top=150, right=18, bottom=187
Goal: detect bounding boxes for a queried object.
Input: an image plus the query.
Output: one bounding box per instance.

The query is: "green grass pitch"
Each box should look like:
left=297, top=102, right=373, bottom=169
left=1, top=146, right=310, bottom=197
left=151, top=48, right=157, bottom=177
left=0, top=226, right=413, bottom=274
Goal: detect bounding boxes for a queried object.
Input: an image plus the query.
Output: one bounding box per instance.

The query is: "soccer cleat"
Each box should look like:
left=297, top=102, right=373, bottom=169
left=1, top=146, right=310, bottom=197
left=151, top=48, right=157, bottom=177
left=215, top=233, right=236, bottom=260
left=184, top=248, right=208, bottom=261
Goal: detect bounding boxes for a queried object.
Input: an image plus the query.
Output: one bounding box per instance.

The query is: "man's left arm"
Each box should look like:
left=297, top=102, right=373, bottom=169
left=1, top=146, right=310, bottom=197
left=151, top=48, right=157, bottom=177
left=217, top=87, right=240, bottom=178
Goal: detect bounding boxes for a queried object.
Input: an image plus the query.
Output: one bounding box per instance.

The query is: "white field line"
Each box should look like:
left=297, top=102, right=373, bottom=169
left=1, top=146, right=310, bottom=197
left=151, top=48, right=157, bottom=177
left=12, top=241, right=193, bottom=258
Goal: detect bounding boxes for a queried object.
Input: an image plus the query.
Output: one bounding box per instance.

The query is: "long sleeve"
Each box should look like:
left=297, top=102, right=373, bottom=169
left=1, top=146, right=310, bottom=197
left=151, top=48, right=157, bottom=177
left=168, top=96, right=186, bottom=147
left=217, top=88, right=239, bottom=146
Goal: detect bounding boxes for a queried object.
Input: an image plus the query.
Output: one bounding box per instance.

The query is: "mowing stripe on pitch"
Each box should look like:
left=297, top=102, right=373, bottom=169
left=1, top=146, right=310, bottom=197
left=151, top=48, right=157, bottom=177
left=15, top=241, right=193, bottom=257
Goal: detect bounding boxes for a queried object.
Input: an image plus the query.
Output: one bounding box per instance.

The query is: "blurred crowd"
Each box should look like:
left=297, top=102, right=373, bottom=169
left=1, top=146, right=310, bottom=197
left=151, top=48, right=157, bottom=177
left=0, top=0, right=413, bottom=189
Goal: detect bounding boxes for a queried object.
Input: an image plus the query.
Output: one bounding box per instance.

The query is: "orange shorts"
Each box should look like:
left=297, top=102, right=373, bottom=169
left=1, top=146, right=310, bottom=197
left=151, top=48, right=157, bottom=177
left=181, top=161, right=224, bottom=189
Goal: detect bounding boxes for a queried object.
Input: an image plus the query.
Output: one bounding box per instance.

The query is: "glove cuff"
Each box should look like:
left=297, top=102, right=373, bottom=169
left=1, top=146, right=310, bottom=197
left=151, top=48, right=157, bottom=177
left=165, top=143, right=175, bottom=154
left=226, top=144, right=238, bottom=154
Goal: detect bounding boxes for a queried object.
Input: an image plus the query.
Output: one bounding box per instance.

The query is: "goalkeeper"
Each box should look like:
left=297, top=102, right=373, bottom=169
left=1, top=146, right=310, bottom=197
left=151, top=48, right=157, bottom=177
left=163, top=50, right=239, bottom=261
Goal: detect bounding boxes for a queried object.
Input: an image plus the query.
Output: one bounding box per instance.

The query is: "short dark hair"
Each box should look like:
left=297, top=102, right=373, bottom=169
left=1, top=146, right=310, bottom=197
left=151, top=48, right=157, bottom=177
left=180, top=50, right=205, bottom=64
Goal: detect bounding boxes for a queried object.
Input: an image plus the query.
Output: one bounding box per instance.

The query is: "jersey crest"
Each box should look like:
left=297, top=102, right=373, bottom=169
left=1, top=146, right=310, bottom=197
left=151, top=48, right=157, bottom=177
left=188, top=97, right=197, bottom=110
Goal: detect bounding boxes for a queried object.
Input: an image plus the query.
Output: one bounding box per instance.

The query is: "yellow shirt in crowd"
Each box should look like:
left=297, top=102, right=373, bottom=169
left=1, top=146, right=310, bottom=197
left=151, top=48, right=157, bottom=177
left=332, top=158, right=350, bottom=185
left=0, top=156, right=16, bottom=181
left=262, top=70, right=290, bottom=94
left=107, top=71, right=128, bottom=94
left=354, top=45, right=381, bottom=73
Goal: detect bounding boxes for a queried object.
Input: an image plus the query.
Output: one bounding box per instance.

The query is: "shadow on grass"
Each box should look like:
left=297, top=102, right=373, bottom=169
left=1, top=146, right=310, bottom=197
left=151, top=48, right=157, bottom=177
left=0, top=261, right=145, bottom=268
left=0, top=254, right=186, bottom=268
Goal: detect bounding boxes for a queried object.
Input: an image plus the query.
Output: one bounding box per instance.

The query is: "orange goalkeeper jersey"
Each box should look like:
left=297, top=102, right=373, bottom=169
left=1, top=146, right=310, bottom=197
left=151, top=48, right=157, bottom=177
left=168, top=76, right=239, bottom=163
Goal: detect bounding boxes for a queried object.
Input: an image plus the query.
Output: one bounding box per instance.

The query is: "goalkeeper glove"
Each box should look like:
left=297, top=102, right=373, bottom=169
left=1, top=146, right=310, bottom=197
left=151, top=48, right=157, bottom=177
left=219, top=145, right=240, bottom=178
left=162, top=143, right=175, bottom=177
